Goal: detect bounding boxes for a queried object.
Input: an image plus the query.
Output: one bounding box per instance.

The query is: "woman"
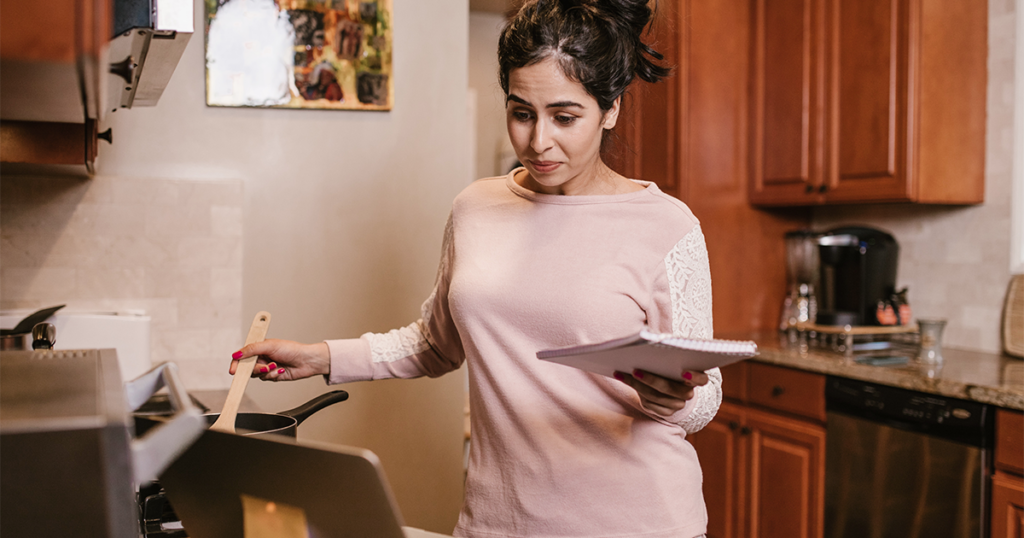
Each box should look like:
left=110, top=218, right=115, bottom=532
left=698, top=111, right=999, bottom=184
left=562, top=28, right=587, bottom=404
left=232, top=0, right=721, bottom=536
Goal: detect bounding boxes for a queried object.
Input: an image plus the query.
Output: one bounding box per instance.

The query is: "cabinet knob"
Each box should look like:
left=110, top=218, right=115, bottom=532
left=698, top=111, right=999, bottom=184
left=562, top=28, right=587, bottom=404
left=819, top=184, right=829, bottom=193
left=728, top=421, right=740, bottom=431
left=771, top=385, right=786, bottom=397
left=109, top=56, right=136, bottom=85
left=97, top=129, right=112, bottom=144
left=740, top=426, right=752, bottom=435
left=805, top=184, right=814, bottom=193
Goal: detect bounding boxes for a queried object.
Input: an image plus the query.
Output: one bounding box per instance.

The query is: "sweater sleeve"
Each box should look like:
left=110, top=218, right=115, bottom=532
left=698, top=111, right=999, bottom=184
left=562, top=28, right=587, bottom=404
left=324, top=214, right=466, bottom=384
left=650, top=223, right=723, bottom=434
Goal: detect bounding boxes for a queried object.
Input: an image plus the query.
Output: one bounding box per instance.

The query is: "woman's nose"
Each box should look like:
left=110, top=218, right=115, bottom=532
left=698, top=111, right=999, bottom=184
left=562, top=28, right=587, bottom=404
left=530, top=121, right=552, bottom=153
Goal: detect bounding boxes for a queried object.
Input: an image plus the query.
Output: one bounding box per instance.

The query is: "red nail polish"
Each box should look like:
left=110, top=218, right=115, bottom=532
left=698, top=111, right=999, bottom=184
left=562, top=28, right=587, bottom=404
left=613, top=371, right=624, bottom=381
left=277, top=368, right=285, bottom=374
left=268, top=363, right=277, bottom=370
left=633, top=369, right=644, bottom=379
left=232, top=351, right=244, bottom=360
left=260, top=366, right=268, bottom=373
left=683, top=372, right=693, bottom=380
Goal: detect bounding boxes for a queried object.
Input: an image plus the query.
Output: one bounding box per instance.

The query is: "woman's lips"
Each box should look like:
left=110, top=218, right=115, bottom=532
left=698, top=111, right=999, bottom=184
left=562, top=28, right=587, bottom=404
left=530, top=160, right=561, bottom=173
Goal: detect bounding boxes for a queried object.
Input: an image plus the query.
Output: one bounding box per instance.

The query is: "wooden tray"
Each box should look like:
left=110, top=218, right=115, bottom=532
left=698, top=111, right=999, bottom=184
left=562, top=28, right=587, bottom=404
left=1004, top=274, right=1024, bottom=358
left=794, top=322, right=918, bottom=335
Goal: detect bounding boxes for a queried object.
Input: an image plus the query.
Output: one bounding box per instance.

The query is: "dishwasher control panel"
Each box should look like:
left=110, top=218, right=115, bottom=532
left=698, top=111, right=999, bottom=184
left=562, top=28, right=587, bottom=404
left=825, top=376, right=991, bottom=447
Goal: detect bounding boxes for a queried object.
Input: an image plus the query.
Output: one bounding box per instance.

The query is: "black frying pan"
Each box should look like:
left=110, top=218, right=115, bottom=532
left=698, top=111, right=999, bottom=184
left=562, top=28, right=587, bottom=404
left=136, top=390, right=349, bottom=439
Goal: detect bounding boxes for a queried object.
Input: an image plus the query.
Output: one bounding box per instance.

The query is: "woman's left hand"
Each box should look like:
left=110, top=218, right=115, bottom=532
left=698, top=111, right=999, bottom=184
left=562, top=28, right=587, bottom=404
left=613, top=369, right=709, bottom=417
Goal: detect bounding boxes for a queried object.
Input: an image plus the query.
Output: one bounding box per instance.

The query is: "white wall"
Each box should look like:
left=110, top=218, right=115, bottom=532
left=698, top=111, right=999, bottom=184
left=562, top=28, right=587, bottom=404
left=94, top=0, right=468, bottom=532
left=812, top=0, right=1016, bottom=354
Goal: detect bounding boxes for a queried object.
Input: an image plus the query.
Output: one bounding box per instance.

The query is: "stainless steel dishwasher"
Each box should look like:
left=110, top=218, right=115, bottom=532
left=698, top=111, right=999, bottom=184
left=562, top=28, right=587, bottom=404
left=824, top=376, right=993, bottom=538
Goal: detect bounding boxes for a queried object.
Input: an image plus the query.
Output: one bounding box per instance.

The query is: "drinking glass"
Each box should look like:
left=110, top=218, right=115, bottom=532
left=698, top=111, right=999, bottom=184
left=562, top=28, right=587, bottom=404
left=916, top=318, right=947, bottom=365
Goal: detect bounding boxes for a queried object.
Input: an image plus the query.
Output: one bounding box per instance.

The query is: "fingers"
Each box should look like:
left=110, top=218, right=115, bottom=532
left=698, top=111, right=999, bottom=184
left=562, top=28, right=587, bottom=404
left=613, top=369, right=700, bottom=417
left=228, top=340, right=281, bottom=375
left=681, top=370, right=710, bottom=387
left=253, top=363, right=288, bottom=381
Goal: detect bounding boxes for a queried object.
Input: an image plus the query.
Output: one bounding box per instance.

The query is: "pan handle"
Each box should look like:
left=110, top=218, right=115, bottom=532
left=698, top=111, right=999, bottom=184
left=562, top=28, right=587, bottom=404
left=279, top=390, right=350, bottom=426
left=125, top=362, right=205, bottom=485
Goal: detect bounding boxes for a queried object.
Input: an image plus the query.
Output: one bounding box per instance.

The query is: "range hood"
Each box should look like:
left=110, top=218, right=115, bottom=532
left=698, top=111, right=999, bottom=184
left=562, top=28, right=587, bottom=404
left=108, top=0, right=193, bottom=110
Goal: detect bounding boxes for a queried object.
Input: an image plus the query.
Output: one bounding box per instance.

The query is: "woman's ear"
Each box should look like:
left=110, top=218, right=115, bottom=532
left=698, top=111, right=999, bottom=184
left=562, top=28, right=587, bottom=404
left=601, top=96, right=622, bottom=130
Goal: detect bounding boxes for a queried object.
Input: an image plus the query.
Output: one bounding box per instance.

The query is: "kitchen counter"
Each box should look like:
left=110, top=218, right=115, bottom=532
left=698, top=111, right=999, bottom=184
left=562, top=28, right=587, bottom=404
left=729, top=331, right=1024, bottom=410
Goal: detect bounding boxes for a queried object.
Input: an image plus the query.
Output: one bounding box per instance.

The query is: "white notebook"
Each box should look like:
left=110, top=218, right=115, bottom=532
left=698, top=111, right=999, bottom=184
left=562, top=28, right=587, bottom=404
left=537, top=329, right=757, bottom=381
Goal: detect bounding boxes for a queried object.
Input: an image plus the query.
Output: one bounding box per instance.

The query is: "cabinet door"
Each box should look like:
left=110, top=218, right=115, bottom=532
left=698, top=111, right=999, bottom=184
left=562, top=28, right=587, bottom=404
left=749, top=0, right=828, bottom=205
left=825, top=0, right=911, bottom=201
left=604, top=0, right=679, bottom=194
left=690, top=402, right=745, bottom=538
left=991, top=472, right=1024, bottom=538
left=745, top=406, right=825, bottom=538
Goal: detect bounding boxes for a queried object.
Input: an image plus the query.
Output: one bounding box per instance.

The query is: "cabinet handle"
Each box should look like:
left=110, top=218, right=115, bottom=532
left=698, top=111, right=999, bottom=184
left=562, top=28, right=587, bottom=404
left=771, top=386, right=786, bottom=397
left=819, top=184, right=829, bottom=193
left=805, top=184, right=814, bottom=193
left=109, top=56, right=136, bottom=84
left=740, top=426, right=752, bottom=435
left=728, top=421, right=740, bottom=431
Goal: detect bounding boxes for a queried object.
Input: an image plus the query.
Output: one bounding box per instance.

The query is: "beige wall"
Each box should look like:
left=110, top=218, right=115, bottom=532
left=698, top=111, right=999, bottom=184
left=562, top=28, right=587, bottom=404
left=812, top=0, right=1017, bottom=354
left=0, top=0, right=470, bottom=533
left=469, top=11, right=510, bottom=178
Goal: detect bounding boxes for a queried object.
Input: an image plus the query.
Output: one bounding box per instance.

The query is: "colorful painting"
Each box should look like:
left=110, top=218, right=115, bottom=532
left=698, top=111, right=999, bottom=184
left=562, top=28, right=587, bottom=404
left=204, top=0, right=393, bottom=110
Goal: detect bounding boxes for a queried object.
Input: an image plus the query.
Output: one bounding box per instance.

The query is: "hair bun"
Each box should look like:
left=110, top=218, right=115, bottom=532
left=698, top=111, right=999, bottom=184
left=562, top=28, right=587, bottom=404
left=565, top=0, right=670, bottom=84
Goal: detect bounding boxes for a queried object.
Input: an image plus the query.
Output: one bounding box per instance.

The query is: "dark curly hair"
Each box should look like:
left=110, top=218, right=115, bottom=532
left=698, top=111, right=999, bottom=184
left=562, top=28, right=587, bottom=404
left=498, top=0, right=671, bottom=112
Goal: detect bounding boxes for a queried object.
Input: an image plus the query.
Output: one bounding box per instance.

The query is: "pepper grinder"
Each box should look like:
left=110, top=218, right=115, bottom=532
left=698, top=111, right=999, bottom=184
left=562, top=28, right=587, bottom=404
left=31, top=322, right=55, bottom=350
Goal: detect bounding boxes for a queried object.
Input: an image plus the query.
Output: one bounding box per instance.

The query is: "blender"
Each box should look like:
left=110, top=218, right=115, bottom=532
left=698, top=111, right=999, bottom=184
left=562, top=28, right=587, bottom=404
left=780, top=230, right=820, bottom=330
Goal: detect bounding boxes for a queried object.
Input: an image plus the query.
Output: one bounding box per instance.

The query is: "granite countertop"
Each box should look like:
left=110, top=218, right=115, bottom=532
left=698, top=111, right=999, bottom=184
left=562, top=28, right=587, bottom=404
left=729, top=331, right=1024, bottom=411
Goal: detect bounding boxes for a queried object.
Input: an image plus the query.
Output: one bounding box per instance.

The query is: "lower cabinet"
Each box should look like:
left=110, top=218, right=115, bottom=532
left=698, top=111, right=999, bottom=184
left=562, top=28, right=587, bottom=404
left=690, top=363, right=826, bottom=538
left=991, top=472, right=1024, bottom=538
left=992, top=409, right=1024, bottom=538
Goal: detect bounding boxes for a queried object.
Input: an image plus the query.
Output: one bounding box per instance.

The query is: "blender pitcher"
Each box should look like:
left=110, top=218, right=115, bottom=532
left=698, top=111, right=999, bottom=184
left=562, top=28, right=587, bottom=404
left=780, top=230, right=820, bottom=330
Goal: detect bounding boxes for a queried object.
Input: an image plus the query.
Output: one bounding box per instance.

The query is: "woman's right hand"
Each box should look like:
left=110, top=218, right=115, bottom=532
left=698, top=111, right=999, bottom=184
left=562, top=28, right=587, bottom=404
left=228, top=339, right=330, bottom=382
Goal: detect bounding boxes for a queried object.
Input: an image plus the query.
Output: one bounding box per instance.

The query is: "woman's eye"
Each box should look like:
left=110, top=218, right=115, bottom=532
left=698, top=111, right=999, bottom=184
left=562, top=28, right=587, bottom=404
left=512, top=110, right=533, bottom=122
left=555, top=115, right=577, bottom=125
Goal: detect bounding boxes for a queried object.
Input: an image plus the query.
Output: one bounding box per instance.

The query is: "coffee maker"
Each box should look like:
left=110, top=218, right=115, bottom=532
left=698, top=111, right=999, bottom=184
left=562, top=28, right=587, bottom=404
left=816, top=226, right=900, bottom=326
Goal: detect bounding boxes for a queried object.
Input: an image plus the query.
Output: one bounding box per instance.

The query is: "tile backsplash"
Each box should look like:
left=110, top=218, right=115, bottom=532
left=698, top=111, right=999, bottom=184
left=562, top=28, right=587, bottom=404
left=811, top=0, right=1017, bottom=355
left=0, top=174, right=243, bottom=389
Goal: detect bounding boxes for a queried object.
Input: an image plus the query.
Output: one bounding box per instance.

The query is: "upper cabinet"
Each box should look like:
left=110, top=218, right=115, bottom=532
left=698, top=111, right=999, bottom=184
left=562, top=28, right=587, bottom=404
left=0, top=0, right=193, bottom=173
left=749, top=0, right=987, bottom=206
left=0, top=0, right=111, bottom=171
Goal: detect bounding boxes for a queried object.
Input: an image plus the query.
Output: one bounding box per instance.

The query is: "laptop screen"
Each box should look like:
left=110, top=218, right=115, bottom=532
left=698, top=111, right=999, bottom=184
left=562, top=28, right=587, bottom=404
left=159, top=430, right=408, bottom=538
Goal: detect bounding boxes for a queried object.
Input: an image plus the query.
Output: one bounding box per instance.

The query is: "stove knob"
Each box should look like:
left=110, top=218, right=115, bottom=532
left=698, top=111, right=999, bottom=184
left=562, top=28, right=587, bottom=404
left=31, top=322, right=56, bottom=350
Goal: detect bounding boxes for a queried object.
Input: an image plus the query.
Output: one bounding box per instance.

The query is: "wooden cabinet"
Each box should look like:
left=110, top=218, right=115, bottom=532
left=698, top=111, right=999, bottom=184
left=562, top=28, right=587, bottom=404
left=992, top=473, right=1024, bottom=538
left=992, top=409, right=1024, bottom=538
left=606, top=0, right=810, bottom=335
left=749, top=0, right=987, bottom=206
left=0, top=0, right=111, bottom=171
left=690, top=362, right=826, bottom=538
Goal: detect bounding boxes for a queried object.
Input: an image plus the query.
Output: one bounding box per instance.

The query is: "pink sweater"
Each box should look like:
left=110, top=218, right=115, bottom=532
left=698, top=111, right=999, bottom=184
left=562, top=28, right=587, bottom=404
left=326, top=172, right=721, bottom=538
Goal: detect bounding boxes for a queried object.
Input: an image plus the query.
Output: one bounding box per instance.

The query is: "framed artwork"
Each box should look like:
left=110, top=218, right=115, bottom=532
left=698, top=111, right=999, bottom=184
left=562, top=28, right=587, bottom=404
left=205, top=0, right=393, bottom=110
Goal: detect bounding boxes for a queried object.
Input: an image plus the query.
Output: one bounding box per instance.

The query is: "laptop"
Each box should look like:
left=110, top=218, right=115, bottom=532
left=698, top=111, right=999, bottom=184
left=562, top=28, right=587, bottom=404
left=159, top=430, right=451, bottom=538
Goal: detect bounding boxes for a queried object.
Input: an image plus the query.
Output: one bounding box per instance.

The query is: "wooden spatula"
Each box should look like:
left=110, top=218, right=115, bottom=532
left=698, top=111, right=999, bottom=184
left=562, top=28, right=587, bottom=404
left=210, top=311, right=272, bottom=433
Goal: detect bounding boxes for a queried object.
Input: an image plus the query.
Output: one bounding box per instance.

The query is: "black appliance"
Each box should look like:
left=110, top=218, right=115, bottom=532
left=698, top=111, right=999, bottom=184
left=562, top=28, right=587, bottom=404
left=825, top=377, right=992, bottom=538
left=817, top=226, right=900, bottom=326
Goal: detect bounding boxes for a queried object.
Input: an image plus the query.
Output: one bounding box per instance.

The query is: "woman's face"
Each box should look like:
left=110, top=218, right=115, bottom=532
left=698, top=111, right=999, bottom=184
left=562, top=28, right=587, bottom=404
left=506, top=57, right=619, bottom=195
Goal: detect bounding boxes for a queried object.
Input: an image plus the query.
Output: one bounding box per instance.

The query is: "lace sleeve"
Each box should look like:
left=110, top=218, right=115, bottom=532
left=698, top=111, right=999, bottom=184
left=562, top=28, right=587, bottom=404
left=664, top=224, right=721, bottom=434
